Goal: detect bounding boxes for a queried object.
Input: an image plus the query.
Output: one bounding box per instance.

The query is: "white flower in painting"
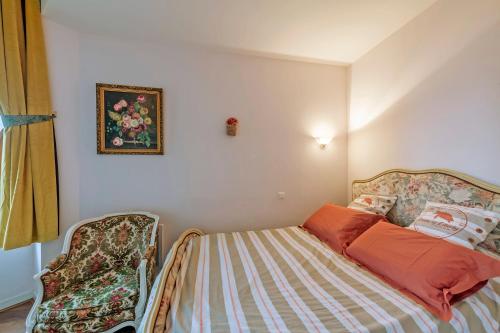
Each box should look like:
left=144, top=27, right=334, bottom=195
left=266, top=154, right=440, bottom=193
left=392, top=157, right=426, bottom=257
left=449, top=189, right=471, bottom=202
left=130, top=119, right=139, bottom=128
left=112, top=137, right=123, bottom=146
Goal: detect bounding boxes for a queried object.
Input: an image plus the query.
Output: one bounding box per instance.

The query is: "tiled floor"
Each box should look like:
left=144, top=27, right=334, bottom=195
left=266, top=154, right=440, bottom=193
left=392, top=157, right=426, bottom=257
left=0, top=300, right=135, bottom=333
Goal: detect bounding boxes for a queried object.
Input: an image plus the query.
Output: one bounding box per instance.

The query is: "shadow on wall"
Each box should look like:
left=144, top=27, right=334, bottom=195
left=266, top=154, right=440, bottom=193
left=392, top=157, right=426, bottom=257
left=349, top=1, right=500, bottom=132
left=347, top=21, right=500, bottom=193
left=351, top=21, right=500, bottom=134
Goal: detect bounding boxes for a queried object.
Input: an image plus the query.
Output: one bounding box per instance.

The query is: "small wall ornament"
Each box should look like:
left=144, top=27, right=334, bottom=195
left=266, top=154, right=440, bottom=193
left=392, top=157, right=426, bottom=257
left=226, top=117, right=239, bottom=136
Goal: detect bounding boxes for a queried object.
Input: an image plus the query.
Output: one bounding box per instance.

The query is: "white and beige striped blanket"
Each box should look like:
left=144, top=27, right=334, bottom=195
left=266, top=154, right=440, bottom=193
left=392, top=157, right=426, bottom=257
left=142, top=227, right=500, bottom=333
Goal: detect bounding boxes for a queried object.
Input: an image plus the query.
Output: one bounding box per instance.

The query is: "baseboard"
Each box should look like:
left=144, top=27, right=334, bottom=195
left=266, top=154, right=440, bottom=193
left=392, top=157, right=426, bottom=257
left=0, top=291, right=34, bottom=312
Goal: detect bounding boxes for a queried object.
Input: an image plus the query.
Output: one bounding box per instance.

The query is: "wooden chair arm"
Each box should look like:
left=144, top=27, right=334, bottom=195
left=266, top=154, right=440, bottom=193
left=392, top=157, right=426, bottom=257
left=139, top=245, right=157, bottom=293
left=142, top=245, right=156, bottom=261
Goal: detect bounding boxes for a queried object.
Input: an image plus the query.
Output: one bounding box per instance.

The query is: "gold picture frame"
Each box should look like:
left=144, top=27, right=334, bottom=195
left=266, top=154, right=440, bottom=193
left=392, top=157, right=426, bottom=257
left=96, top=83, right=164, bottom=155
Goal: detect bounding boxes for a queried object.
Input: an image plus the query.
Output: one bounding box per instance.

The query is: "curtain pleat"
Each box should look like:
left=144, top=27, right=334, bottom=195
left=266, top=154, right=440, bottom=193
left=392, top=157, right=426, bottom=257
left=0, top=0, right=58, bottom=250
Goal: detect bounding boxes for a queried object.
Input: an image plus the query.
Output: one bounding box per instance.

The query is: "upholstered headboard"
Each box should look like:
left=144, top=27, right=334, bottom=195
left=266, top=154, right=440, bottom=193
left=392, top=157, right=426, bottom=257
left=352, top=169, right=500, bottom=252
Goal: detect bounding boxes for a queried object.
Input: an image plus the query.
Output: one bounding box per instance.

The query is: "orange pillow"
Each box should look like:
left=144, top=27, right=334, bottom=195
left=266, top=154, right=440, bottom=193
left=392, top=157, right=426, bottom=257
left=303, top=204, right=386, bottom=253
left=345, top=222, right=500, bottom=321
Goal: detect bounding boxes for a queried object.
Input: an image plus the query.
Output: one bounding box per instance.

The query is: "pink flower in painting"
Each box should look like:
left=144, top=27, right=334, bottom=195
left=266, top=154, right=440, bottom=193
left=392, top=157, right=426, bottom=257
left=122, top=115, right=132, bottom=130
left=132, top=112, right=141, bottom=119
left=137, top=95, right=146, bottom=103
left=113, top=103, right=122, bottom=112
left=112, top=137, right=123, bottom=146
left=131, top=125, right=143, bottom=132
left=118, top=99, right=128, bottom=107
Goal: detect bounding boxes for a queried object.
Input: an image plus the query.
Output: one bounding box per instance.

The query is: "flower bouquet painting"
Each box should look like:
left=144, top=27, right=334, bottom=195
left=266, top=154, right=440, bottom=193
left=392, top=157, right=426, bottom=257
left=96, top=83, right=163, bottom=154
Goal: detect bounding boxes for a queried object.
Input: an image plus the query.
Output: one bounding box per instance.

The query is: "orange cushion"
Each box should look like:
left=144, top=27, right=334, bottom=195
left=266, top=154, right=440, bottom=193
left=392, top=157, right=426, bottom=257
left=345, top=222, right=500, bottom=321
left=303, top=204, right=386, bottom=253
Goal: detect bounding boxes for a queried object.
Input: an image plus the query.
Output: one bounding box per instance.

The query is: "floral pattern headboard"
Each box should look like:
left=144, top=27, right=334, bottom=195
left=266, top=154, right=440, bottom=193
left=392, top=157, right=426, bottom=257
left=352, top=169, right=500, bottom=253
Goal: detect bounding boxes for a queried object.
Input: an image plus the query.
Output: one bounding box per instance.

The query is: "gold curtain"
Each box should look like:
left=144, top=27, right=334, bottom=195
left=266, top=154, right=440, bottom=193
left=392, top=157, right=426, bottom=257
left=0, top=0, right=58, bottom=250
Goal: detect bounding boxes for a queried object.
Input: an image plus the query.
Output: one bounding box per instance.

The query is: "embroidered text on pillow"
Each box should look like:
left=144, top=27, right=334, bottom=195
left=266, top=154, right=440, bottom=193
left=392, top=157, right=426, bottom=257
left=407, top=202, right=499, bottom=249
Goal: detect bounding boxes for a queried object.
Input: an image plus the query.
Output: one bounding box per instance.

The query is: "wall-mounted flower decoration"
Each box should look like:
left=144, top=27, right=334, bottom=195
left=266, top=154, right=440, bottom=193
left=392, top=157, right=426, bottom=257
left=226, top=117, right=239, bottom=136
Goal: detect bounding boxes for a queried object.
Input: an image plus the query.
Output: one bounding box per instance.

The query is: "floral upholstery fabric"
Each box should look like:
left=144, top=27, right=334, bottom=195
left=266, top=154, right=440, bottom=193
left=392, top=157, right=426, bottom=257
left=34, top=309, right=135, bottom=333
left=144, top=227, right=159, bottom=293
left=37, top=266, right=138, bottom=323
left=352, top=171, right=500, bottom=253
left=41, top=214, right=155, bottom=302
left=34, top=214, right=157, bottom=333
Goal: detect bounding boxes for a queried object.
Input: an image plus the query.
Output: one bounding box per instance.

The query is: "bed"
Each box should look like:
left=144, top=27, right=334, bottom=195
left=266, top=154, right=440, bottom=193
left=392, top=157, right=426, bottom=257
left=139, top=169, right=500, bottom=333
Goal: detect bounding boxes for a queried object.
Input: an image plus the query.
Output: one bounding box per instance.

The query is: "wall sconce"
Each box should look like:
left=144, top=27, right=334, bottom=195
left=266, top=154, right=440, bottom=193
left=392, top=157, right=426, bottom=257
left=315, top=136, right=332, bottom=149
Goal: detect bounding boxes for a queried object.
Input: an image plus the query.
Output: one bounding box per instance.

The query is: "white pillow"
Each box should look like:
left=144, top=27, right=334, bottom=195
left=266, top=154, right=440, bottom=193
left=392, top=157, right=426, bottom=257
left=407, top=201, right=499, bottom=249
left=348, top=194, right=397, bottom=216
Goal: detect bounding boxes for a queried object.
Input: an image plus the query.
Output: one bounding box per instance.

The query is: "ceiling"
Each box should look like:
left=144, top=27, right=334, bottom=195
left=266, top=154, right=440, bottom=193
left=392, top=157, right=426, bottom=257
left=42, top=0, right=437, bottom=64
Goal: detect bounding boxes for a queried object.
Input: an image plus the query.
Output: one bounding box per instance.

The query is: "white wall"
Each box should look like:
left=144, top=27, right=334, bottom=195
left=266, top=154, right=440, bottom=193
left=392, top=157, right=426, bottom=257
left=42, top=19, right=81, bottom=265
left=0, top=246, right=36, bottom=309
left=77, top=35, right=348, bottom=252
left=348, top=0, right=500, bottom=197
left=36, top=20, right=348, bottom=262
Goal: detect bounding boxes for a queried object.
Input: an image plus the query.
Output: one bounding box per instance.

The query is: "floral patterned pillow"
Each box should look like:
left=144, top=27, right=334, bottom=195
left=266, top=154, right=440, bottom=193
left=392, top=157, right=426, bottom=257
left=348, top=194, right=398, bottom=216
left=407, top=202, right=500, bottom=249
left=479, top=232, right=500, bottom=253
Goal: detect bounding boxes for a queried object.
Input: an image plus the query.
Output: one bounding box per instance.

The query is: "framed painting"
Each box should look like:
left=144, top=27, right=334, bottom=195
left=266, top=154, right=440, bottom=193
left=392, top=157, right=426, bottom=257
left=96, top=83, right=164, bottom=154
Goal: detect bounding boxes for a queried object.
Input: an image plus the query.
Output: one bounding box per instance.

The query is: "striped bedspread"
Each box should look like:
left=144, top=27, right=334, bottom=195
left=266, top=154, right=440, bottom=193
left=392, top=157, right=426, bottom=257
left=144, top=226, right=500, bottom=333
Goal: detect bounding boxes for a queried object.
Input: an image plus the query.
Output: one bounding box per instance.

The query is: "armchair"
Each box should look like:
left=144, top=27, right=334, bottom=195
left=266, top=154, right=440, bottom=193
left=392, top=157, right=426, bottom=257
left=26, top=212, right=159, bottom=333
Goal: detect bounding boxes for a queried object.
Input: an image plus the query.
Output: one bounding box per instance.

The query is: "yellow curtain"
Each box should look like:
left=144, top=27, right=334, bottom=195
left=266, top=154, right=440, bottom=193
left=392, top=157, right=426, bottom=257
left=0, top=0, right=58, bottom=250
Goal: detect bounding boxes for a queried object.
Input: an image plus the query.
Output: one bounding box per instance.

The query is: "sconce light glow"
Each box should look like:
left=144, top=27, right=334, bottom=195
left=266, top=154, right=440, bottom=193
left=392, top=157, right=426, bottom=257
left=315, top=136, right=333, bottom=149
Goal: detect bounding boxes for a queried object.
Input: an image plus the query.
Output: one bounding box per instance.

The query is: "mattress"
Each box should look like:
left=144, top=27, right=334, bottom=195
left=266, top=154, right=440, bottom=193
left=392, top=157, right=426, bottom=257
left=142, top=226, right=499, bottom=333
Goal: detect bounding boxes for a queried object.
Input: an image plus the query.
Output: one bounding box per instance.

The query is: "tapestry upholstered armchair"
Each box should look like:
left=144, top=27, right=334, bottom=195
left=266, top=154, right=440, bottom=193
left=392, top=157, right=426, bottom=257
left=26, top=212, right=159, bottom=333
